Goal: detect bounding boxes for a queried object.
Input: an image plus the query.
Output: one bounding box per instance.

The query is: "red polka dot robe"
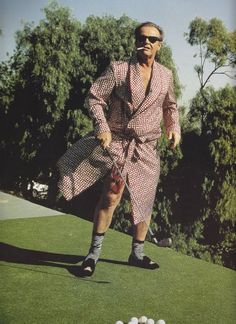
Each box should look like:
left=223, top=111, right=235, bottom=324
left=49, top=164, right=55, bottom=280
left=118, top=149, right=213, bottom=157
left=57, top=55, right=180, bottom=224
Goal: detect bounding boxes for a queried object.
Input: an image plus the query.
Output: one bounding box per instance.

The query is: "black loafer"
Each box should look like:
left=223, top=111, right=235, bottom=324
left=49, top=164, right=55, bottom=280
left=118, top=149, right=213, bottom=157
left=128, top=254, right=159, bottom=270
left=81, top=258, right=96, bottom=277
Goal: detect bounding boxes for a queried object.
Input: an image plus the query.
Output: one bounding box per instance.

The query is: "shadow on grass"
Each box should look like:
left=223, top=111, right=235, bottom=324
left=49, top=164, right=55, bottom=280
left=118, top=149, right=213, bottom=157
left=0, top=242, right=129, bottom=283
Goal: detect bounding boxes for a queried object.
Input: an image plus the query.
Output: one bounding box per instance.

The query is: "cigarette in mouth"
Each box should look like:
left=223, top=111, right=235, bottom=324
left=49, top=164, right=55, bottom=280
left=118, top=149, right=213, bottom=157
left=137, top=47, right=144, bottom=50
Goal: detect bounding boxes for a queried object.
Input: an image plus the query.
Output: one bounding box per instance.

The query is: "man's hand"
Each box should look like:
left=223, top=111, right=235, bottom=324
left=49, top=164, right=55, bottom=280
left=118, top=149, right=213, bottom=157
left=167, top=131, right=181, bottom=149
left=96, top=131, right=112, bottom=149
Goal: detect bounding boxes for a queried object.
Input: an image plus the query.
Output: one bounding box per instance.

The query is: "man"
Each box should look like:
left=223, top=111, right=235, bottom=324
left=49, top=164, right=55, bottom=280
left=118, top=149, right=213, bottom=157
left=58, top=21, right=180, bottom=276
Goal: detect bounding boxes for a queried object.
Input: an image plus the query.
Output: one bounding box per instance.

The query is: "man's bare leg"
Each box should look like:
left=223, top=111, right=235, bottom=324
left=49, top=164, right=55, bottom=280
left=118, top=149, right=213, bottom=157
left=134, top=219, right=150, bottom=241
left=81, top=174, right=125, bottom=276
left=93, top=174, right=125, bottom=233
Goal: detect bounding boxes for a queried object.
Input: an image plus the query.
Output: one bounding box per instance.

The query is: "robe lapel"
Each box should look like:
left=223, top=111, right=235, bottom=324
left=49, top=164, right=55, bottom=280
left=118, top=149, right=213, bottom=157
left=143, top=61, right=163, bottom=108
left=129, top=55, right=146, bottom=109
left=129, top=58, right=163, bottom=117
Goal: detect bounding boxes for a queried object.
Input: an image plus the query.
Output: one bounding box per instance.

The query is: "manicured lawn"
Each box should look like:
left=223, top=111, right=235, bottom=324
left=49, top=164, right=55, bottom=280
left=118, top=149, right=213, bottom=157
left=0, top=215, right=235, bottom=323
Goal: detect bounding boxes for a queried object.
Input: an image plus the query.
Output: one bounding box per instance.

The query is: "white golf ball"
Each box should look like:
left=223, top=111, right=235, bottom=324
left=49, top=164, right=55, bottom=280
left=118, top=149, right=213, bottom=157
left=156, top=320, right=166, bottom=324
left=115, top=321, right=123, bottom=324
left=138, top=316, right=148, bottom=323
left=146, top=319, right=155, bottom=324
left=130, top=317, right=139, bottom=324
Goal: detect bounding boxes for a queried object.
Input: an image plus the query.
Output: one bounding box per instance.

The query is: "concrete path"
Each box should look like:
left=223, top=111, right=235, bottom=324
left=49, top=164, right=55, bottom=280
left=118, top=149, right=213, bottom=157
left=0, top=191, right=64, bottom=220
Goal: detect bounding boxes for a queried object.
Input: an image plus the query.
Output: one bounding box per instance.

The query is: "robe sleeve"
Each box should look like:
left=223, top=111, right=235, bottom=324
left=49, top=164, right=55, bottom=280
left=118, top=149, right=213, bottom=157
left=84, top=64, right=116, bottom=135
left=162, top=72, right=181, bottom=135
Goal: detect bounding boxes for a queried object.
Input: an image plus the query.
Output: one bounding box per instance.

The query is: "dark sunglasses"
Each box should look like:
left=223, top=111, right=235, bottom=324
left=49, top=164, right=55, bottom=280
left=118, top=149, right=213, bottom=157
left=136, top=35, right=162, bottom=44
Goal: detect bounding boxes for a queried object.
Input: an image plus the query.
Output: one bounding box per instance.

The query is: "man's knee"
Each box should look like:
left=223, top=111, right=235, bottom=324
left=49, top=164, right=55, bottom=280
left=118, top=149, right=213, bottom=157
left=100, top=191, right=122, bottom=209
left=99, top=174, right=124, bottom=208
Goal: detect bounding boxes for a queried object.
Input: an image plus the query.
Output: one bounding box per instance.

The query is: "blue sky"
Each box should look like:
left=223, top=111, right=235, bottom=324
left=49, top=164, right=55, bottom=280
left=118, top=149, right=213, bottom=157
left=0, top=0, right=235, bottom=105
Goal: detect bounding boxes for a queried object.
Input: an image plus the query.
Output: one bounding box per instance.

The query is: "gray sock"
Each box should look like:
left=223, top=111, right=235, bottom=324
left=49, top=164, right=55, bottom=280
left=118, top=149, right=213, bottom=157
left=85, top=231, right=105, bottom=263
left=132, top=238, right=145, bottom=260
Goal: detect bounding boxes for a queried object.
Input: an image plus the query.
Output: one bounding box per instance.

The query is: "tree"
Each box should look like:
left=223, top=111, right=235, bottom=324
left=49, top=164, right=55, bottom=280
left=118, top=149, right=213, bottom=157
left=0, top=2, right=90, bottom=198
left=185, top=17, right=236, bottom=91
left=190, top=86, right=236, bottom=267
left=180, top=18, right=236, bottom=268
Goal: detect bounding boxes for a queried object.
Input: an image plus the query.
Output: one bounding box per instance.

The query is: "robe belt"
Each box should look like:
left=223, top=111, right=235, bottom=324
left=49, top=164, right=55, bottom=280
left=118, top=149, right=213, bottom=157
left=112, top=130, right=156, bottom=163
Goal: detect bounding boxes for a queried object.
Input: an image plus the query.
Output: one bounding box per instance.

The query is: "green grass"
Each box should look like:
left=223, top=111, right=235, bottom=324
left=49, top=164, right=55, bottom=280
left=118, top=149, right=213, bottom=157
left=0, top=215, right=235, bottom=324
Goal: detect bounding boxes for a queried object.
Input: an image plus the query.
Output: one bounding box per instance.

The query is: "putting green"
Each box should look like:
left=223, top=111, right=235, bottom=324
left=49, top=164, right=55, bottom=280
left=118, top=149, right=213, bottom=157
left=0, top=215, right=235, bottom=323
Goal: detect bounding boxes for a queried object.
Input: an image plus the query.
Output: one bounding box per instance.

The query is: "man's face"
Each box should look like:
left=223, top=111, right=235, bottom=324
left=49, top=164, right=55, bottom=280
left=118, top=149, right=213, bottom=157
left=135, top=26, right=162, bottom=58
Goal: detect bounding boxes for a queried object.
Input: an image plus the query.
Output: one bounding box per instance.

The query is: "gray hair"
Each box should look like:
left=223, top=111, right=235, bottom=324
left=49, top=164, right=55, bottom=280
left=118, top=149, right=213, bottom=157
left=135, top=22, right=164, bottom=41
